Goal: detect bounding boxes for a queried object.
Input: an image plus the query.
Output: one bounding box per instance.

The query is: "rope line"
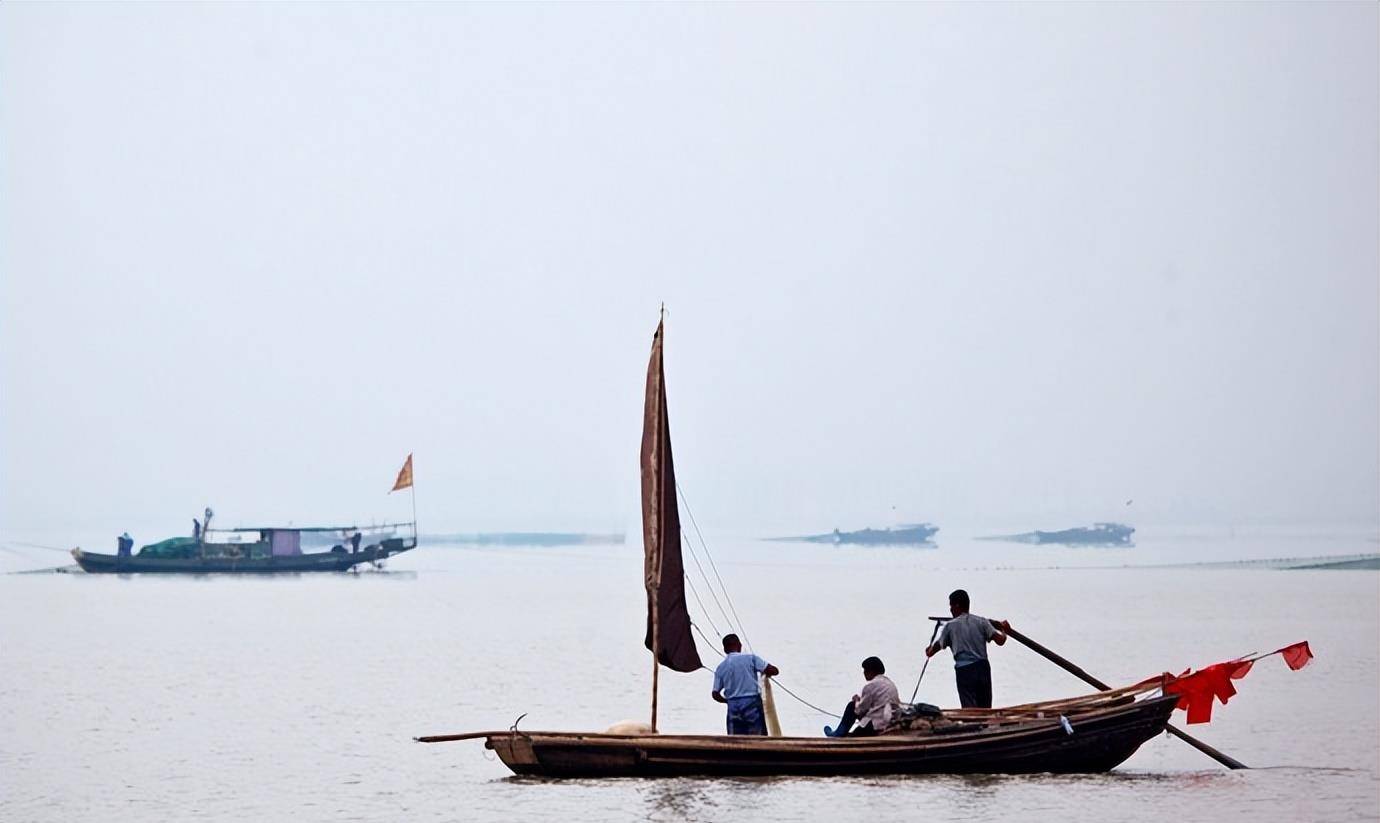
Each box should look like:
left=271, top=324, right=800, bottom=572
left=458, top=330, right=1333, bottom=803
left=771, top=679, right=841, bottom=719
left=679, top=528, right=736, bottom=635
left=682, top=571, right=723, bottom=639
left=691, top=621, right=722, bottom=658
left=4, top=539, right=74, bottom=553
left=676, top=483, right=753, bottom=653
left=690, top=620, right=840, bottom=719
left=673, top=478, right=841, bottom=721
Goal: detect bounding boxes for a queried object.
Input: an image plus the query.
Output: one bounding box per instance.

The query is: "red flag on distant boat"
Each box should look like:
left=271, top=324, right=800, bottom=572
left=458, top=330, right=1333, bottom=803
left=391, top=454, right=414, bottom=493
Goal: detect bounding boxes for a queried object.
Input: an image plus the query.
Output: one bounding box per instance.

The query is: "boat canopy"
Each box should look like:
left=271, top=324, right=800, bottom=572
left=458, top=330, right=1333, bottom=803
left=209, top=522, right=412, bottom=534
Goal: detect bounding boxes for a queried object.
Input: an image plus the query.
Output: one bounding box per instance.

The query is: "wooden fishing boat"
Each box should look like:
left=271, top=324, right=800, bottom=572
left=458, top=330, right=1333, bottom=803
left=71, top=523, right=416, bottom=574
left=422, top=688, right=1179, bottom=777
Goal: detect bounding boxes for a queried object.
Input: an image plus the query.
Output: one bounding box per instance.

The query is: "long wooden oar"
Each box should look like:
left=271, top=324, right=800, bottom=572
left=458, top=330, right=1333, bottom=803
left=999, top=621, right=1247, bottom=770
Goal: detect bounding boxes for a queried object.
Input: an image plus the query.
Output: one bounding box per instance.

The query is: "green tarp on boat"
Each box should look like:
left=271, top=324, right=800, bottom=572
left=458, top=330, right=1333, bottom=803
left=137, top=537, right=198, bottom=558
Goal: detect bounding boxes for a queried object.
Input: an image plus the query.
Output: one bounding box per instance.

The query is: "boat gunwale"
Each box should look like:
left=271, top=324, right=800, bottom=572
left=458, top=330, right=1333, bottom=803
left=448, top=694, right=1179, bottom=754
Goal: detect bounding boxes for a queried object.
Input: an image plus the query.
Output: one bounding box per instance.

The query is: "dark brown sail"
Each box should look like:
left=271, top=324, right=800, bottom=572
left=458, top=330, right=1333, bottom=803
left=641, top=319, right=704, bottom=674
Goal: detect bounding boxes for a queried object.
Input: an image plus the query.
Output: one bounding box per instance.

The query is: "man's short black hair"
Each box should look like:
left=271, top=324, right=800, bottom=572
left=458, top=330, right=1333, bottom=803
left=861, top=656, right=885, bottom=675
left=722, top=633, right=741, bottom=652
left=949, top=589, right=970, bottom=611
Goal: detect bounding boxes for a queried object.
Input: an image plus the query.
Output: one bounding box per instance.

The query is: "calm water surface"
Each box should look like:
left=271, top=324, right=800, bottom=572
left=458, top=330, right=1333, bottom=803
left=2, top=529, right=1377, bottom=821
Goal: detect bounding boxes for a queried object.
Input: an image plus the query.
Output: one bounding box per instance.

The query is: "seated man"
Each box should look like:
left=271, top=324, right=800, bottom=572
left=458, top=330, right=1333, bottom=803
left=711, top=634, right=780, bottom=735
left=825, top=656, right=900, bottom=737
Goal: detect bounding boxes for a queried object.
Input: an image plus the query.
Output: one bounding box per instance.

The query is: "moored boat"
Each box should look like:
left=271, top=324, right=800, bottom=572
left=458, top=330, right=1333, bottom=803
left=71, top=523, right=416, bottom=574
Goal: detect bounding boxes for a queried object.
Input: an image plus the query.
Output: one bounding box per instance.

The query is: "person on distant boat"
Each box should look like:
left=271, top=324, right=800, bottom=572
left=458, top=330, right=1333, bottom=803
left=193, top=519, right=202, bottom=540
left=824, top=656, right=899, bottom=737
left=117, top=532, right=133, bottom=560
left=350, top=532, right=362, bottom=554
left=925, top=589, right=1008, bottom=708
left=711, top=633, right=780, bottom=735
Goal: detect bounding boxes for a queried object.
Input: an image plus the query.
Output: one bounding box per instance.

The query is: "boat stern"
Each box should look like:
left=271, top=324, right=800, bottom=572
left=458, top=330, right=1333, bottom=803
left=485, top=733, right=544, bottom=775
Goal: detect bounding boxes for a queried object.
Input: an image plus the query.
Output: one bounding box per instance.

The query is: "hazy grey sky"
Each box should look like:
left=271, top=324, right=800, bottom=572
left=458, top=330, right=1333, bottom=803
left=2, top=3, right=1376, bottom=536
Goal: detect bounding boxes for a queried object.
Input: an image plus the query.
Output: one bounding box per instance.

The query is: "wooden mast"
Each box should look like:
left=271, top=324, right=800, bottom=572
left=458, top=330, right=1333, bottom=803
left=648, top=306, right=664, bottom=733
left=640, top=308, right=703, bottom=734
left=649, top=307, right=663, bottom=732
left=650, top=587, right=660, bottom=731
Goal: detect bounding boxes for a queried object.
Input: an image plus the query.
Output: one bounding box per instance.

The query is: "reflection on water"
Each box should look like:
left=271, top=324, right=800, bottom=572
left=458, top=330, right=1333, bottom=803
left=1, top=531, right=1376, bottom=822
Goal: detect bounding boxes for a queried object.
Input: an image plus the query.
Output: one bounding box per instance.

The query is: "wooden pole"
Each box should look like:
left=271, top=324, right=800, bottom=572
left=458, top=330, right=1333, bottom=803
left=650, top=586, right=660, bottom=732
left=998, top=621, right=1248, bottom=770
left=909, top=619, right=944, bottom=703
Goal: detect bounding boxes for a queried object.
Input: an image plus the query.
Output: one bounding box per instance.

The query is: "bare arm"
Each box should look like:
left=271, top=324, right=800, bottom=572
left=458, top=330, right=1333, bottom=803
left=991, top=619, right=1009, bottom=646
left=763, top=664, right=780, bottom=678
left=712, top=690, right=726, bottom=704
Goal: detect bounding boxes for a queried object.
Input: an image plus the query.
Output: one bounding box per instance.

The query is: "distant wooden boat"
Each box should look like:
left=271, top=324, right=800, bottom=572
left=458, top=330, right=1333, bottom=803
left=769, top=523, right=939, bottom=545
left=71, top=523, right=416, bottom=574
left=416, top=316, right=1178, bottom=776
left=980, top=522, right=1135, bottom=546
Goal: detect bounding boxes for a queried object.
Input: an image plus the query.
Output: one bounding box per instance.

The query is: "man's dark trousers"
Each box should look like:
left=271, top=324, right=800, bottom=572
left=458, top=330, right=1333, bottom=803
left=955, top=659, right=993, bottom=708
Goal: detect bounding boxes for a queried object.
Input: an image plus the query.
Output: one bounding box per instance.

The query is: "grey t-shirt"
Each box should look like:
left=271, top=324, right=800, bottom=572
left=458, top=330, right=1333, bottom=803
left=939, top=613, right=997, bottom=667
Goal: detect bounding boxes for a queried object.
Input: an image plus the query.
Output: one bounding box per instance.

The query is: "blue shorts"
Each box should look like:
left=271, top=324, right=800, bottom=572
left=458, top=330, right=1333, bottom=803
left=726, top=695, right=767, bottom=736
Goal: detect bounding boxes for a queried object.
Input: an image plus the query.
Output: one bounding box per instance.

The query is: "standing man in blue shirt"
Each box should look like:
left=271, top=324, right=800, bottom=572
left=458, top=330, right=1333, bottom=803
left=925, top=589, right=1008, bottom=708
left=711, top=634, right=780, bottom=735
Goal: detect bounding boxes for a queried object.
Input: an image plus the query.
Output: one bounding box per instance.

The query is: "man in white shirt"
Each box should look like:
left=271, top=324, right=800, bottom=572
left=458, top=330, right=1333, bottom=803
left=824, top=656, right=900, bottom=737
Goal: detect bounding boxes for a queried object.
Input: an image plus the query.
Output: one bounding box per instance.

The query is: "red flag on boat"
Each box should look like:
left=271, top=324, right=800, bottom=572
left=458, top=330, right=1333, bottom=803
left=1281, top=641, right=1313, bottom=671
left=1161, top=641, right=1313, bottom=724
left=391, top=454, right=414, bottom=493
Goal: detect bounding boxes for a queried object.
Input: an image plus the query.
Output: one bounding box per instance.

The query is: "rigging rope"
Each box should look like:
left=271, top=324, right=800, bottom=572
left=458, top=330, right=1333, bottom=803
left=672, top=479, right=841, bottom=721
left=676, top=483, right=753, bottom=653
left=682, top=568, right=724, bottom=639
left=690, top=621, right=841, bottom=719
left=4, top=539, right=74, bottom=553
left=678, top=528, right=736, bottom=636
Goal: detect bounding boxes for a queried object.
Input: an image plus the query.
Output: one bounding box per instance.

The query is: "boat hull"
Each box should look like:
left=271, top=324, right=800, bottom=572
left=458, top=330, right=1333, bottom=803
left=70, top=543, right=414, bottom=574
left=482, top=695, right=1179, bottom=778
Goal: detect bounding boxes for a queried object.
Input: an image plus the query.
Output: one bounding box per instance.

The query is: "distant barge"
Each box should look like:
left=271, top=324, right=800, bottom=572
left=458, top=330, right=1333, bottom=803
left=71, top=522, right=416, bottom=574
left=771, top=523, right=939, bottom=545
left=981, top=522, right=1134, bottom=546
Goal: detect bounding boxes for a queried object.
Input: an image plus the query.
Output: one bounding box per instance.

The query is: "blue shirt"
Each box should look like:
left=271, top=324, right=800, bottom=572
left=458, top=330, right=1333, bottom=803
left=712, top=652, right=768, bottom=700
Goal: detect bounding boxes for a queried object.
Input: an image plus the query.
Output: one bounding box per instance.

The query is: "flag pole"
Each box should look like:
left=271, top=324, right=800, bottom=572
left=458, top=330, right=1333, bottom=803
left=410, top=472, right=418, bottom=543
